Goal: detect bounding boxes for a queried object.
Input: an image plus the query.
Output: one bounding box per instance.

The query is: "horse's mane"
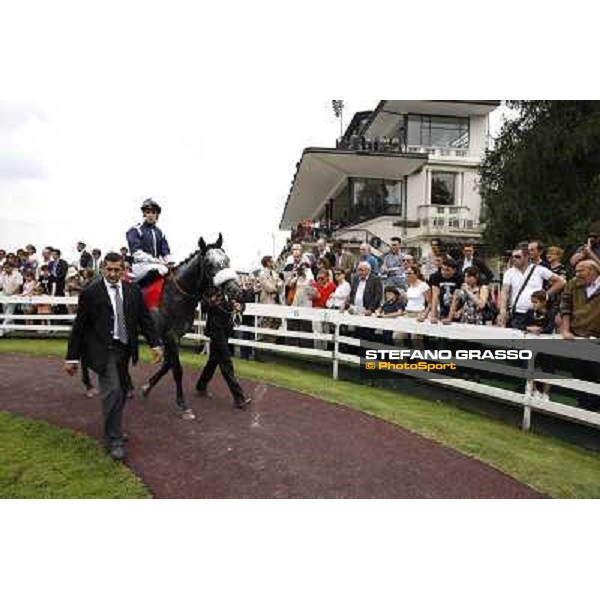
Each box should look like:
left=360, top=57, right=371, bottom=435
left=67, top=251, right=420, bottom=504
left=175, top=249, right=201, bottom=269
left=174, top=244, right=223, bottom=269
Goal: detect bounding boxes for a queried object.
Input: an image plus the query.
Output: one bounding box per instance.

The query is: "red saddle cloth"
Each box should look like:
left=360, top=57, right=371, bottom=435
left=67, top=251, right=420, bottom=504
left=142, top=276, right=166, bottom=310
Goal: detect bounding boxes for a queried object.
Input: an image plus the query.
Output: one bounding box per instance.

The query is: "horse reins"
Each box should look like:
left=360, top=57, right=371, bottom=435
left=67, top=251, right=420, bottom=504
left=170, top=274, right=201, bottom=301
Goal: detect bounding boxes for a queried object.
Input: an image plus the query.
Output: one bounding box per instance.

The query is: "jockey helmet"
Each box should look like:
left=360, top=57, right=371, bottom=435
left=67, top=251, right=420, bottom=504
left=141, top=198, right=162, bottom=214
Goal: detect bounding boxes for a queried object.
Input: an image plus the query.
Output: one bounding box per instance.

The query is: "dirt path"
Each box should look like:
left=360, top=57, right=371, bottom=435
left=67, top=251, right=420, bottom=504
left=0, top=355, right=545, bottom=498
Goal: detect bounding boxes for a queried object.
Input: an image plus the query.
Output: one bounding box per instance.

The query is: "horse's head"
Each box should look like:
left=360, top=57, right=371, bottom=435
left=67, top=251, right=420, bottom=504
left=199, top=234, right=241, bottom=301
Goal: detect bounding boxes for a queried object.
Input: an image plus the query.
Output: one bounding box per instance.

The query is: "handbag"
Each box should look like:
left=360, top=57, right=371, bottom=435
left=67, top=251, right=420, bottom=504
left=483, top=298, right=499, bottom=323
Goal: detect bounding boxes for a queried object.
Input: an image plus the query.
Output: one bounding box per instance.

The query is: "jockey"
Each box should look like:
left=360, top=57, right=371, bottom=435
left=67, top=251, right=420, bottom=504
left=126, top=198, right=174, bottom=287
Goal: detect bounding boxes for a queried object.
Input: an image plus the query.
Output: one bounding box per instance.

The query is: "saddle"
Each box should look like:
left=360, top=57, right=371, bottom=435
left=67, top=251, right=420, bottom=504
left=141, top=276, right=166, bottom=310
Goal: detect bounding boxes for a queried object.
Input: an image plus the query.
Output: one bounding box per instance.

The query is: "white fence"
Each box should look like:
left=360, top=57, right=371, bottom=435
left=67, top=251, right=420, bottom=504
left=2, top=294, right=600, bottom=432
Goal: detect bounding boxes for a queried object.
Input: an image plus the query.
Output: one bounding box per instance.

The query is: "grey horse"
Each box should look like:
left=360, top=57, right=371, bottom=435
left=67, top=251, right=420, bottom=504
left=140, top=234, right=241, bottom=420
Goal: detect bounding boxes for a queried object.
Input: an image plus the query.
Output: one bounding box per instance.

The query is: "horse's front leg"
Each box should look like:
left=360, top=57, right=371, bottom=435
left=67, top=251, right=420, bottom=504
left=141, top=356, right=172, bottom=397
left=172, top=352, right=195, bottom=420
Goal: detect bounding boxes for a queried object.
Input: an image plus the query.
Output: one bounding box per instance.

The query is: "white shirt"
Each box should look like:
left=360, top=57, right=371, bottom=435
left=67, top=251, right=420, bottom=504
left=502, top=265, right=554, bottom=313
left=462, top=257, right=473, bottom=271
left=585, top=275, right=600, bottom=299
left=0, top=270, right=23, bottom=295
left=104, top=279, right=124, bottom=340
left=327, top=281, right=351, bottom=308
left=354, top=278, right=367, bottom=310
left=406, top=281, right=429, bottom=312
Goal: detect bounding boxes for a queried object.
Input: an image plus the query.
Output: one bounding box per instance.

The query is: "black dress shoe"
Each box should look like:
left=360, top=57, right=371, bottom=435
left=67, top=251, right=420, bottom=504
left=109, top=444, right=126, bottom=461
left=234, top=396, right=252, bottom=409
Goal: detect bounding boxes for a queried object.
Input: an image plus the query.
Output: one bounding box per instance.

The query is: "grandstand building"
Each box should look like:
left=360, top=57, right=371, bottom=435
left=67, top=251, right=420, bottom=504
left=279, top=100, right=500, bottom=257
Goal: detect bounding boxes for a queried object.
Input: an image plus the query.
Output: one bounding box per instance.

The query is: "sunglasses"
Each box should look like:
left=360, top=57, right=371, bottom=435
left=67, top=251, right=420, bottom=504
left=512, top=255, right=523, bottom=259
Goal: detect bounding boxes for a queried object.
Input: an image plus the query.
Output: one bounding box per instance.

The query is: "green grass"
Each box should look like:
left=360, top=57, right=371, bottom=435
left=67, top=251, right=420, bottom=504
left=1, top=338, right=599, bottom=498
left=0, top=411, right=150, bottom=499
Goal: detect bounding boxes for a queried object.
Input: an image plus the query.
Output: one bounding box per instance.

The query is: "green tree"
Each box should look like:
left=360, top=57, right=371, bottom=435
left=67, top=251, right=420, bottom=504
left=479, top=101, right=600, bottom=255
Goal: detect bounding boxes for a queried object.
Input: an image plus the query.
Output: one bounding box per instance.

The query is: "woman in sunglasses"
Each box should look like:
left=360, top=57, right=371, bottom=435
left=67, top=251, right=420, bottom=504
left=448, top=267, right=489, bottom=325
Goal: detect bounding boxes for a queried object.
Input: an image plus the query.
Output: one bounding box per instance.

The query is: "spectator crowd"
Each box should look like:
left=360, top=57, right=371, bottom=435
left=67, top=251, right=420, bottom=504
left=0, top=242, right=133, bottom=332
left=241, top=227, right=600, bottom=412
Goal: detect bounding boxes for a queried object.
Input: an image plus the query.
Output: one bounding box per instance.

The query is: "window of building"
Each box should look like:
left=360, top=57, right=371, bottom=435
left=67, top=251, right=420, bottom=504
left=407, top=115, right=469, bottom=148
left=431, top=172, right=456, bottom=205
left=350, top=178, right=404, bottom=222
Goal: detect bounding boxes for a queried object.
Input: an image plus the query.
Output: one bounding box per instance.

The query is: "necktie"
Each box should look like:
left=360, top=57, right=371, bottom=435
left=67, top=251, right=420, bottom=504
left=111, top=285, right=128, bottom=345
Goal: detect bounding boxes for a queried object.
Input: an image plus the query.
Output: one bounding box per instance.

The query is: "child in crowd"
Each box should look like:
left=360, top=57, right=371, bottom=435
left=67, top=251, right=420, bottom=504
left=35, top=265, right=54, bottom=329
left=525, top=290, right=555, bottom=335
left=376, top=286, right=407, bottom=345
left=524, top=290, right=555, bottom=400
left=37, top=264, right=54, bottom=295
left=19, top=270, right=38, bottom=325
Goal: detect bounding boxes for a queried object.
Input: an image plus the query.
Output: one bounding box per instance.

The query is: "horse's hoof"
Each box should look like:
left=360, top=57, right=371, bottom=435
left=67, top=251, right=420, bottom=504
left=141, top=384, right=151, bottom=398
left=180, top=408, right=196, bottom=421
left=234, top=396, right=252, bottom=410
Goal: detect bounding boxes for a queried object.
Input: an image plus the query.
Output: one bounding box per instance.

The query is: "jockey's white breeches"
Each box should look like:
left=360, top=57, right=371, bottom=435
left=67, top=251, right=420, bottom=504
left=132, top=261, right=169, bottom=282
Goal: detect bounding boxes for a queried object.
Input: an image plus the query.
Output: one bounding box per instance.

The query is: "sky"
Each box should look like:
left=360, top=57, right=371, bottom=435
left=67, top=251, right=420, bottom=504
left=0, top=96, right=382, bottom=270
left=0, top=96, right=510, bottom=271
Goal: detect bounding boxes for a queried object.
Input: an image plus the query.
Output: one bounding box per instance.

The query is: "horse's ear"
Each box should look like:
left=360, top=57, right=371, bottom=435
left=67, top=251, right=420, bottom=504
left=198, top=237, right=207, bottom=253
left=216, top=233, right=223, bottom=248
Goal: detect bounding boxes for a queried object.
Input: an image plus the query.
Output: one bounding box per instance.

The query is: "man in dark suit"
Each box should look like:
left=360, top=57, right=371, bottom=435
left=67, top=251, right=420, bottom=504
left=49, top=248, right=69, bottom=297
left=347, top=262, right=383, bottom=315
left=91, top=248, right=103, bottom=274
left=196, top=286, right=252, bottom=409
left=457, top=242, right=494, bottom=284
left=346, top=261, right=383, bottom=342
left=64, top=252, right=163, bottom=460
left=76, top=241, right=93, bottom=271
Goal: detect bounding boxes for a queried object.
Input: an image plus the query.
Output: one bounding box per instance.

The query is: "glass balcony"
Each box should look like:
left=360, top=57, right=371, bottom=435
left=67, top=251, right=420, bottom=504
left=336, top=136, right=470, bottom=158
left=336, top=135, right=406, bottom=153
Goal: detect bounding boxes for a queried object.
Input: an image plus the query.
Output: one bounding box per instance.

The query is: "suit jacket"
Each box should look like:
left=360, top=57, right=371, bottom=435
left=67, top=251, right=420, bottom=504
left=79, top=250, right=93, bottom=270
left=348, top=274, right=383, bottom=312
left=458, top=256, right=494, bottom=284
left=201, top=292, right=245, bottom=338
left=334, top=251, right=356, bottom=278
left=317, top=250, right=336, bottom=271
left=49, top=258, right=69, bottom=295
left=66, top=278, right=160, bottom=374
left=258, top=268, right=283, bottom=305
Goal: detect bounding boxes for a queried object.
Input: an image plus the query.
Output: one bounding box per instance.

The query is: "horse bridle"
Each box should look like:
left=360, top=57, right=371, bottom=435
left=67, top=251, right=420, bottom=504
left=170, top=250, right=225, bottom=302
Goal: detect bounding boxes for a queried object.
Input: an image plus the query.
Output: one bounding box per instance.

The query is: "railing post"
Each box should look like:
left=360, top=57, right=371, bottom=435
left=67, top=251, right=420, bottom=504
left=522, top=354, right=535, bottom=431
left=332, top=323, right=340, bottom=380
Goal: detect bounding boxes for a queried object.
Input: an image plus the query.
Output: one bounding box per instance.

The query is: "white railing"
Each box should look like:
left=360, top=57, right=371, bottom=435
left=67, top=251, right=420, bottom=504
left=416, top=204, right=480, bottom=233
left=1, top=295, right=599, bottom=432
